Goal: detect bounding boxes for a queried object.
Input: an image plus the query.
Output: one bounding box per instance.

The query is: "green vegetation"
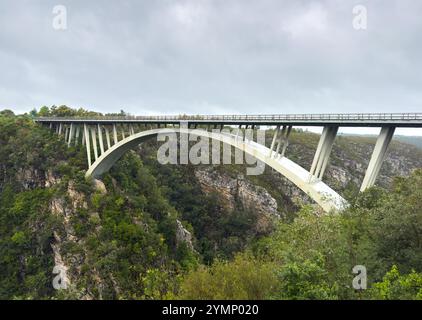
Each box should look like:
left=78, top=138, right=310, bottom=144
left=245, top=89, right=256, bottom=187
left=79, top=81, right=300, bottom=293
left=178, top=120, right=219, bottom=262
left=0, top=113, right=196, bottom=299
left=0, top=107, right=421, bottom=300
left=178, top=171, right=422, bottom=299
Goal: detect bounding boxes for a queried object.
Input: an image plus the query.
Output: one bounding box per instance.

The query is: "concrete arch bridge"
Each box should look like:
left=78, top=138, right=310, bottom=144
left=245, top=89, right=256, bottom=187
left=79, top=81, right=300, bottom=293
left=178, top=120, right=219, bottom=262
left=35, top=113, right=422, bottom=212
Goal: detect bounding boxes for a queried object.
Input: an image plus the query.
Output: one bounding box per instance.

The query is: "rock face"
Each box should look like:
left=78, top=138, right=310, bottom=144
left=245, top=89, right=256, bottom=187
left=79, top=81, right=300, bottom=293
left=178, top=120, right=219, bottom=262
left=51, top=231, right=70, bottom=288
left=93, top=179, right=107, bottom=194
left=194, top=168, right=280, bottom=233
left=195, top=168, right=279, bottom=216
left=16, top=168, right=44, bottom=189
left=175, top=220, right=194, bottom=250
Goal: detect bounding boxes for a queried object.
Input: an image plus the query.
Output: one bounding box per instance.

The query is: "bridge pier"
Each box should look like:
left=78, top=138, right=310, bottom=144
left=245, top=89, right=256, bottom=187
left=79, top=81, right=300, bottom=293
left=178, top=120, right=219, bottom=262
left=113, top=124, right=118, bottom=144
left=98, top=124, right=105, bottom=155
left=269, top=125, right=292, bottom=158
left=121, top=125, right=126, bottom=139
left=84, top=124, right=91, bottom=166
left=91, top=126, right=99, bottom=161
left=65, top=125, right=70, bottom=142
left=275, top=126, right=287, bottom=156
left=281, top=126, right=292, bottom=157
left=67, top=123, right=74, bottom=146
left=309, top=126, right=338, bottom=182
left=81, top=126, right=85, bottom=146
left=105, top=126, right=111, bottom=149
left=269, top=125, right=280, bottom=156
left=74, top=125, right=79, bottom=146
left=360, top=126, right=395, bottom=191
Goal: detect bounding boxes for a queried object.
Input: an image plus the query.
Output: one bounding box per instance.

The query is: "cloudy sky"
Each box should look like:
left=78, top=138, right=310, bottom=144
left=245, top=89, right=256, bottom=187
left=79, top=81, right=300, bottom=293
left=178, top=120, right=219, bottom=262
left=0, top=0, right=421, bottom=128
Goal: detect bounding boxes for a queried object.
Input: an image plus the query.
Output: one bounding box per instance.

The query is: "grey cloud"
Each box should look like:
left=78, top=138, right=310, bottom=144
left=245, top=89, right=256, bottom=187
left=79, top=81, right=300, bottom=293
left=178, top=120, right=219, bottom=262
left=0, top=0, right=421, bottom=115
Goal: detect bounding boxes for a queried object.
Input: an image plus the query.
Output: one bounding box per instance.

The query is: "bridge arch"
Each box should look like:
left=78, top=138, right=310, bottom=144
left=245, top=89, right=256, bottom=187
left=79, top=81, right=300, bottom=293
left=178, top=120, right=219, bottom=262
left=86, top=128, right=347, bottom=212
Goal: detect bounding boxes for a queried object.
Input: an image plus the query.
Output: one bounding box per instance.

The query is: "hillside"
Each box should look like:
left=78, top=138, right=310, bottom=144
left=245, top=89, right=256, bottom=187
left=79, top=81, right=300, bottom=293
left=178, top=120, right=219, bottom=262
left=0, top=110, right=421, bottom=299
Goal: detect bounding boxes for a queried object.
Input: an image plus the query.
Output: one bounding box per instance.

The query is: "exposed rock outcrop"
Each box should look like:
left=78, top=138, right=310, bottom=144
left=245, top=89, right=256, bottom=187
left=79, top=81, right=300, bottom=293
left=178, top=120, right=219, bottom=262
left=93, top=179, right=107, bottom=194
left=175, top=219, right=194, bottom=250
left=194, top=168, right=280, bottom=233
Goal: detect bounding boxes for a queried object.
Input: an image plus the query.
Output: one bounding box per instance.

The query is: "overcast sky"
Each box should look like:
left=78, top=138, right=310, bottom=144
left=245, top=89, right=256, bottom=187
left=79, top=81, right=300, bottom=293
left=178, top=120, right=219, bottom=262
left=0, top=0, right=421, bottom=134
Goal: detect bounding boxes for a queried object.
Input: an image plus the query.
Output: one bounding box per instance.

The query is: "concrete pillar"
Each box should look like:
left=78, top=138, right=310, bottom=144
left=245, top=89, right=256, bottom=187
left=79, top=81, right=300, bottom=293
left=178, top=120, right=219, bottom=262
left=309, top=126, right=338, bottom=181
left=75, top=125, right=80, bottom=146
left=58, top=123, right=63, bottom=136
left=360, top=126, right=395, bottom=191
left=81, top=126, right=85, bottom=146
left=84, top=124, right=91, bottom=167
left=315, top=126, right=338, bottom=179
left=113, top=124, right=118, bottom=144
left=105, top=127, right=111, bottom=150
left=269, top=125, right=280, bottom=156
left=91, top=126, right=99, bottom=161
left=130, top=124, right=135, bottom=135
left=98, top=124, right=105, bottom=155
left=67, top=123, right=74, bottom=146
left=275, top=126, right=287, bottom=155
left=121, top=125, right=126, bottom=139
left=281, top=126, right=292, bottom=157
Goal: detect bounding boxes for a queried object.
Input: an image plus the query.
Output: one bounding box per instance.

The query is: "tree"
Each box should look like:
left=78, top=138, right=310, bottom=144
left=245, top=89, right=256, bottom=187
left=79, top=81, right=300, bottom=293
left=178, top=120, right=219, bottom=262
left=29, top=108, right=38, bottom=118
left=0, top=109, right=15, bottom=117
left=178, top=253, right=278, bottom=299
left=369, top=265, right=422, bottom=300
left=38, top=106, right=50, bottom=117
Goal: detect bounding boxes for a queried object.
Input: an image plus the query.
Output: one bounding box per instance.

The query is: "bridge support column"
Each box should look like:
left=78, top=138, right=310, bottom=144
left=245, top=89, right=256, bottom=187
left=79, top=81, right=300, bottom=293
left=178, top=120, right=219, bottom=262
left=105, top=127, right=111, bottom=150
left=113, top=124, right=118, bottom=144
left=81, top=126, right=85, bottom=146
left=67, top=123, right=74, bottom=146
left=309, top=126, right=338, bottom=182
left=269, top=125, right=280, bottom=156
left=281, top=126, right=292, bottom=157
left=84, top=124, right=91, bottom=167
left=98, top=124, right=105, bottom=155
left=121, top=125, right=126, bottom=139
left=91, top=126, right=99, bottom=161
left=275, top=126, right=287, bottom=156
left=360, top=126, right=395, bottom=191
left=74, top=125, right=80, bottom=146
left=65, top=125, right=70, bottom=141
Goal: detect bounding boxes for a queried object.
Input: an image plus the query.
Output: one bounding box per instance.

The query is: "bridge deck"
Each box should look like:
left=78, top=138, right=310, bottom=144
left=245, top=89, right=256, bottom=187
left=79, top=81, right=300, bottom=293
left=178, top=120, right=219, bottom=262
left=35, top=113, right=422, bottom=127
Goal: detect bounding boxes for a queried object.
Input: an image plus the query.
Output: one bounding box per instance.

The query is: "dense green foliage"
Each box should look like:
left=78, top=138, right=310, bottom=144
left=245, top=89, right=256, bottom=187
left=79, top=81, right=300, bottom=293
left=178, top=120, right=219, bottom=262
left=0, top=114, right=196, bottom=299
left=179, top=171, right=422, bottom=299
left=0, top=108, right=421, bottom=299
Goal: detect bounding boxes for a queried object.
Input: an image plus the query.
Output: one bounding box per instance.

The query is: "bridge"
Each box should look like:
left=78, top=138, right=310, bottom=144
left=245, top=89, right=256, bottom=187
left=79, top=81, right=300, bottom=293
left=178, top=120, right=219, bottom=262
left=35, top=113, right=422, bottom=213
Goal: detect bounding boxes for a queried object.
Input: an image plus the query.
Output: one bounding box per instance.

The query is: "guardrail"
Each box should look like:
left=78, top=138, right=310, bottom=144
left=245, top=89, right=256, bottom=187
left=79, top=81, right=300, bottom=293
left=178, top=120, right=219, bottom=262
left=35, top=113, right=422, bottom=122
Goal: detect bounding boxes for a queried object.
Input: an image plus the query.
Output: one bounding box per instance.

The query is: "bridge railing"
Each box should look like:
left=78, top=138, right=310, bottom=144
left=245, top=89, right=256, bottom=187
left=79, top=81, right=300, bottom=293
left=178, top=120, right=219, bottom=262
left=35, top=113, right=422, bottom=122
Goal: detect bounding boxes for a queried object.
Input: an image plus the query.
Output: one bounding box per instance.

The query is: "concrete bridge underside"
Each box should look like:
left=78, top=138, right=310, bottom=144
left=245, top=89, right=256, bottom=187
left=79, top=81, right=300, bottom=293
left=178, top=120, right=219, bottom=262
left=86, top=128, right=348, bottom=213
